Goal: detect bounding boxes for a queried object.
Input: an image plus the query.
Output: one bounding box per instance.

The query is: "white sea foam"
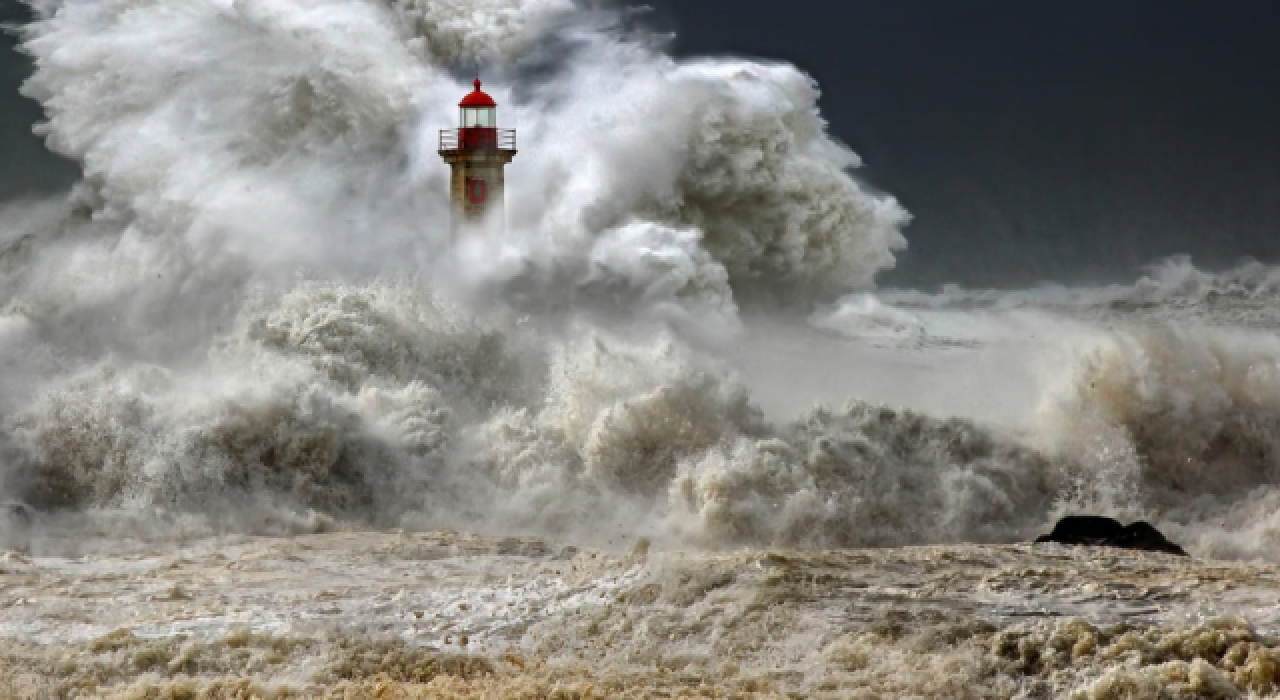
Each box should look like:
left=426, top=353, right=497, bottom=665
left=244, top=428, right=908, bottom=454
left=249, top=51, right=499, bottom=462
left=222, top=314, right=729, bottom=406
left=4, top=0, right=1280, bottom=567
left=880, top=255, right=1280, bottom=328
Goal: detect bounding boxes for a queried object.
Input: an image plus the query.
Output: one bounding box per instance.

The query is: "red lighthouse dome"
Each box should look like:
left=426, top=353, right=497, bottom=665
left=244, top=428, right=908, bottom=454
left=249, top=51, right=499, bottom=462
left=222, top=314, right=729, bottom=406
left=459, top=79, right=497, bottom=108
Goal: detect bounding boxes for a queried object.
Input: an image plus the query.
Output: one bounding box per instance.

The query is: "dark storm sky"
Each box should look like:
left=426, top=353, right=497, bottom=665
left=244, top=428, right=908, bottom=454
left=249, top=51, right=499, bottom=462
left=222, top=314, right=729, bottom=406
left=0, top=1, right=75, bottom=197
left=3, top=1, right=1279, bottom=287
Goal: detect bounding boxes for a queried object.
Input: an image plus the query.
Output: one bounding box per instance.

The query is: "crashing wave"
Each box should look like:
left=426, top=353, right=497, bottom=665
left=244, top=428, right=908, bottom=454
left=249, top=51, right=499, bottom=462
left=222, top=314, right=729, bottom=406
left=1, top=279, right=1070, bottom=548
left=880, top=256, right=1280, bottom=328
left=5, top=1, right=1280, bottom=562
left=17, top=0, right=907, bottom=314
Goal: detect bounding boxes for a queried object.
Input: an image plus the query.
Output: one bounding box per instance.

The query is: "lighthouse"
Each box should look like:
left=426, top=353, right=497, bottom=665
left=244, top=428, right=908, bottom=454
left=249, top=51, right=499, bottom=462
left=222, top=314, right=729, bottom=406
left=439, top=80, right=517, bottom=234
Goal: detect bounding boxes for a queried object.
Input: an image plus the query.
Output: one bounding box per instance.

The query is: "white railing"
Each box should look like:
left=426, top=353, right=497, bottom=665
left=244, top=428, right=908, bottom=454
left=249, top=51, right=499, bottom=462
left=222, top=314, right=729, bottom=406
left=439, top=128, right=516, bottom=152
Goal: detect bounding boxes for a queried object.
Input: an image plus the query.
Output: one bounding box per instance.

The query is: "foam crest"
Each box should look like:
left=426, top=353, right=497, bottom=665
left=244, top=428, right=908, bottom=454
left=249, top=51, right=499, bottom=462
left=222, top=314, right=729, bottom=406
left=669, top=403, right=1067, bottom=548
left=809, top=292, right=926, bottom=342
left=0, top=275, right=1067, bottom=548
left=506, top=52, right=910, bottom=299
left=1040, top=324, right=1280, bottom=558
left=7, top=270, right=1280, bottom=559
left=583, top=221, right=739, bottom=331
left=882, top=256, right=1280, bottom=328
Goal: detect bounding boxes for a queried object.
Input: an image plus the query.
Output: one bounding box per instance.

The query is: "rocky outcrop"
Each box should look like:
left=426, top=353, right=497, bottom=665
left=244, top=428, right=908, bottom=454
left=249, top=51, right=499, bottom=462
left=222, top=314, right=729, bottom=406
left=1035, top=516, right=1188, bottom=556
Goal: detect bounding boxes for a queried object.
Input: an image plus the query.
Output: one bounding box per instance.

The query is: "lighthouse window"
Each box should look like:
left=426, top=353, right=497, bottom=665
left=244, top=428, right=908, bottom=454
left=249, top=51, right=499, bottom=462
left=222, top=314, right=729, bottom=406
left=461, top=107, right=495, bottom=127
left=468, top=179, right=487, bottom=204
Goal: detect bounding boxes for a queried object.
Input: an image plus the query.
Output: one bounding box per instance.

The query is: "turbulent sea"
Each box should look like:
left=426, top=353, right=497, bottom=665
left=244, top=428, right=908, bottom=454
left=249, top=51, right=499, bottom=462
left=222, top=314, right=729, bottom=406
left=5, top=0, right=1280, bottom=697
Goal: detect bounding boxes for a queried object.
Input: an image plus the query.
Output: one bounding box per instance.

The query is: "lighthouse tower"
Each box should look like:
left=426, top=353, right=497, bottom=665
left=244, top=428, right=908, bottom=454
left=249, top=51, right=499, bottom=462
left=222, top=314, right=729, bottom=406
left=439, top=80, right=517, bottom=233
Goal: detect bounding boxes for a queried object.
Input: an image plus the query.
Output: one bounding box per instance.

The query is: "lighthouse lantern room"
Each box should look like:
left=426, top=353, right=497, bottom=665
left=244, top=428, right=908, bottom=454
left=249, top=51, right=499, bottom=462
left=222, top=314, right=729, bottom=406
left=439, top=80, right=517, bottom=233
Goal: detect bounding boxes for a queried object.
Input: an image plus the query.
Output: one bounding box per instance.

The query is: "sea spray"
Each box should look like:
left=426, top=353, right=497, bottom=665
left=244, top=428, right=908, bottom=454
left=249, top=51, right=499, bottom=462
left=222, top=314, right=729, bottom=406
left=5, top=1, right=1280, bottom=562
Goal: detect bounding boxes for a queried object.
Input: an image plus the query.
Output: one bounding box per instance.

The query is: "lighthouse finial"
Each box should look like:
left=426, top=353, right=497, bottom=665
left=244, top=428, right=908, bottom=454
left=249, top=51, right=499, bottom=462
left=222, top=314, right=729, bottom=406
left=474, top=78, right=482, bottom=91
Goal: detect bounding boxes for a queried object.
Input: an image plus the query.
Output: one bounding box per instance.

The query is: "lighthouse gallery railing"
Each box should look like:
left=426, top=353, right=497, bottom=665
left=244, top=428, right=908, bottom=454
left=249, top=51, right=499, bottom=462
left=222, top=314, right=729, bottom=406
left=439, top=128, right=516, bottom=152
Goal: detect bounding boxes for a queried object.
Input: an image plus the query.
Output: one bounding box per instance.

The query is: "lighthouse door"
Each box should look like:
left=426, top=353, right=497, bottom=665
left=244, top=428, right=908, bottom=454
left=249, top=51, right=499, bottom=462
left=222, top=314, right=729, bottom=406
left=467, top=178, right=487, bottom=205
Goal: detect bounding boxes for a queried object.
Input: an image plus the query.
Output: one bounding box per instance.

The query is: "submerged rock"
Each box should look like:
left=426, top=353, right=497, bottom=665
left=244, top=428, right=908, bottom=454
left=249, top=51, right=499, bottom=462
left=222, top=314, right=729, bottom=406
left=1035, top=516, right=1188, bottom=557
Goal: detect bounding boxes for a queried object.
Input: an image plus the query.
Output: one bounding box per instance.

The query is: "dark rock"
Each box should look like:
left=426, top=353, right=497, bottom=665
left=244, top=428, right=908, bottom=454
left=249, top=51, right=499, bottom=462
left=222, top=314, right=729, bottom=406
left=1108, top=521, right=1189, bottom=556
left=1035, top=516, right=1188, bottom=557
